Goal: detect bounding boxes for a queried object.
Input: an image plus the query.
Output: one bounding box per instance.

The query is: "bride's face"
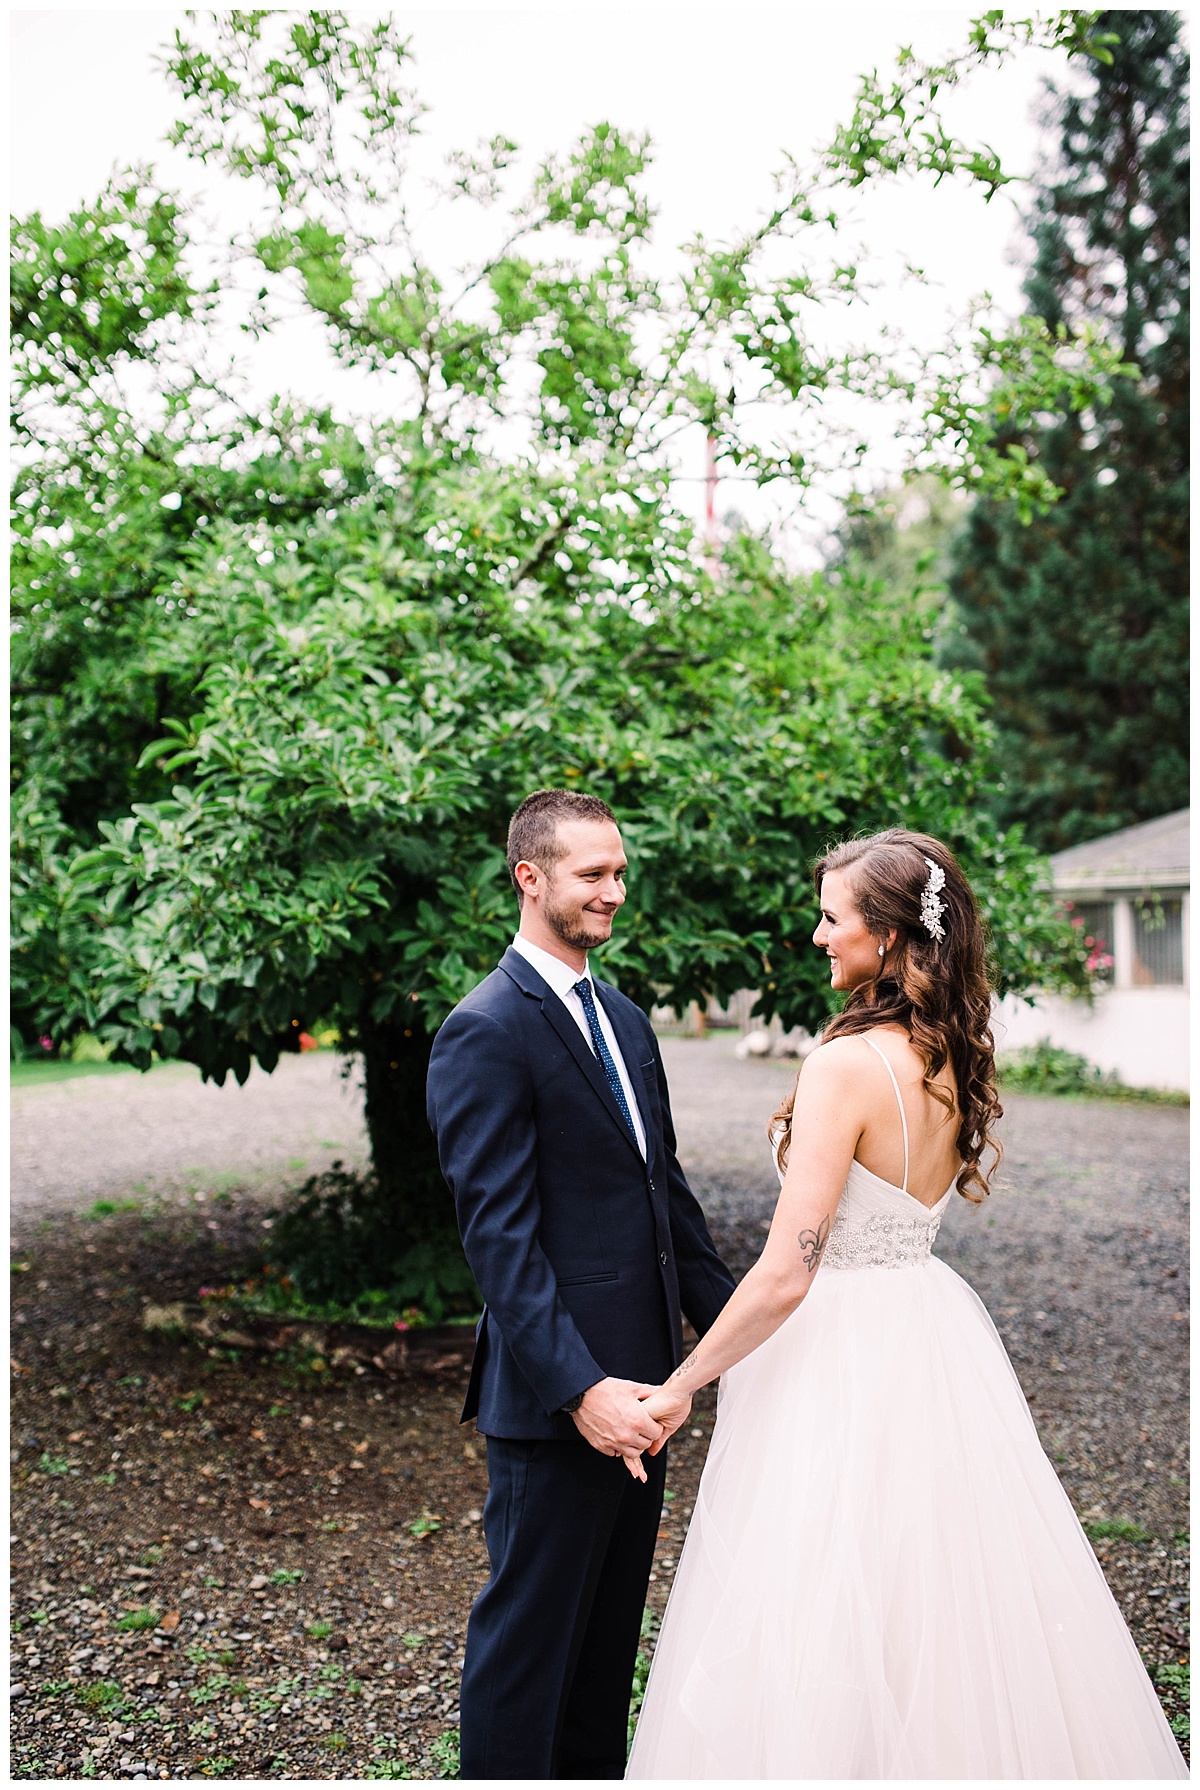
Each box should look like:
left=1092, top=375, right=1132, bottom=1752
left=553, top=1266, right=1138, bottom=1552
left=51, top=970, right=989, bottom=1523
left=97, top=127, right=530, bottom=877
left=813, top=870, right=886, bottom=991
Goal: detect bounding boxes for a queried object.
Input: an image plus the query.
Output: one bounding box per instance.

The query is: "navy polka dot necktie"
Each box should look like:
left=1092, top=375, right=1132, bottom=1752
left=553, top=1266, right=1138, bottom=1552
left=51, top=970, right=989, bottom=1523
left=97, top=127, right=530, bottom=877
left=574, top=979, right=637, bottom=1141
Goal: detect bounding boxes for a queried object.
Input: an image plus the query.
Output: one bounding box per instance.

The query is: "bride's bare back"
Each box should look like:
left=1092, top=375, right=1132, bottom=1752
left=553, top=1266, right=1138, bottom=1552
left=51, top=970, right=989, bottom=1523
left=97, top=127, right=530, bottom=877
left=825, top=1026, right=961, bottom=1208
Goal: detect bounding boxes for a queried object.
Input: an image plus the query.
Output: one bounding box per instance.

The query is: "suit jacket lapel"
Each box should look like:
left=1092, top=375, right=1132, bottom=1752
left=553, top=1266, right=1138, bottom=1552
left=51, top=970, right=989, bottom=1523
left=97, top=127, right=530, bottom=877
left=499, top=948, right=644, bottom=1161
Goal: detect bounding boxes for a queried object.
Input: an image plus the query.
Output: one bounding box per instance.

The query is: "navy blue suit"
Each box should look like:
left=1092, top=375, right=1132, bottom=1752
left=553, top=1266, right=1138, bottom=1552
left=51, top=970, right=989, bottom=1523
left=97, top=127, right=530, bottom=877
left=426, top=946, right=734, bottom=1777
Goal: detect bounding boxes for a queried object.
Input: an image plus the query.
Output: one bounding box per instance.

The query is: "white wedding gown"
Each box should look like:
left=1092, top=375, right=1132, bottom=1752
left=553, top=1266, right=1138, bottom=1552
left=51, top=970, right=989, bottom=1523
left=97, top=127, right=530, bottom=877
left=627, top=1041, right=1186, bottom=1779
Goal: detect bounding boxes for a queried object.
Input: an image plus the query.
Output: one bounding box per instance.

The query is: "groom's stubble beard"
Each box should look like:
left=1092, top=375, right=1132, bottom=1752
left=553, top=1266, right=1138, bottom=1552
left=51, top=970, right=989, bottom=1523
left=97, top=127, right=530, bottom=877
left=541, top=873, right=615, bottom=954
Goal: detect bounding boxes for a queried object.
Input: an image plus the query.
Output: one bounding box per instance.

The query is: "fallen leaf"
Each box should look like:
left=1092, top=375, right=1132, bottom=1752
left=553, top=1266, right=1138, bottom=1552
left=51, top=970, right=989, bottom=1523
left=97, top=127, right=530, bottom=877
left=250, top=1428, right=266, bottom=1441
left=352, top=1440, right=369, bottom=1454
left=349, top=1460, right=365, bottom=1470
left=159, top=1610, right=181, bottom=1632
left=248, top=1497, right=272, bottom=1512
left=67, top=1431, right=85, bottom=1443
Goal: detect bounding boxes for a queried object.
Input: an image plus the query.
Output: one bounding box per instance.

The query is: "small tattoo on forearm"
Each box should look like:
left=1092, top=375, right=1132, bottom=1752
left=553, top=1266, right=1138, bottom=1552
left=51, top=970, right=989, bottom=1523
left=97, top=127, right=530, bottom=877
left=798, top=1215, right=830, bottom=1272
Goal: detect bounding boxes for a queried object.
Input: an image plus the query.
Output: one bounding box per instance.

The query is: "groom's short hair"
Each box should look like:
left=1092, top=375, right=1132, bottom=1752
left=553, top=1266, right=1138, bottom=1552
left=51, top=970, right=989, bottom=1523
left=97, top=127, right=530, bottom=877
left=507, top=789, right=619, bottom=900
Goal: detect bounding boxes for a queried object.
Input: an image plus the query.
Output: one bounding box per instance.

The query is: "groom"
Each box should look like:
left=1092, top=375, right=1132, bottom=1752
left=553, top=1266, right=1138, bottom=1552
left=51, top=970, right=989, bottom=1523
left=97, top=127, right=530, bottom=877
left=426, top=789, right=735, bottom=1779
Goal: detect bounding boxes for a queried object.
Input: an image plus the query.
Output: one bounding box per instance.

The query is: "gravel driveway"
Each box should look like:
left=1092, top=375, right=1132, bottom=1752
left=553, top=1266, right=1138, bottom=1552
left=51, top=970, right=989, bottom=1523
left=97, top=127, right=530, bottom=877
left=9, top=1034, right=1190, bottom=1777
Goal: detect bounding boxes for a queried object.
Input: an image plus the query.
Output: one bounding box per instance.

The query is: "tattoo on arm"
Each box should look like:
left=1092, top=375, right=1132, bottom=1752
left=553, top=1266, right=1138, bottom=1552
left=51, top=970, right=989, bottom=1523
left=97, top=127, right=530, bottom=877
left=797, top=1214, right=830, bottom=1273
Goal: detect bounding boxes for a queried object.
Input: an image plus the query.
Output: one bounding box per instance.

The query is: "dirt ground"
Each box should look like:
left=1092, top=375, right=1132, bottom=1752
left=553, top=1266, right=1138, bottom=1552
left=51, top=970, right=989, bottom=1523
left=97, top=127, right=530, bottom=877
left=9, top=1037, right=1190, bottom=1778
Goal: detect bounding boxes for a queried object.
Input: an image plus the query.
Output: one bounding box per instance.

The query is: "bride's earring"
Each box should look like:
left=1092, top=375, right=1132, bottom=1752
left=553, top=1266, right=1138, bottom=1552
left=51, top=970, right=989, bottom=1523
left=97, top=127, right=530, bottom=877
left=877, top=944, right=885, bottom=957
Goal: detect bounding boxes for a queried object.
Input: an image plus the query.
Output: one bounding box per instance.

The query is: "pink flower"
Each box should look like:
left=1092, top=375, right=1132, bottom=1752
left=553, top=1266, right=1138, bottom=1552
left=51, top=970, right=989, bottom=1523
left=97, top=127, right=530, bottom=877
left=393, top=1320, right=410, bottom=1332
left=38, top=1035, right=53, bottom=1051
left=298, top=1032, right=318, bottom=1052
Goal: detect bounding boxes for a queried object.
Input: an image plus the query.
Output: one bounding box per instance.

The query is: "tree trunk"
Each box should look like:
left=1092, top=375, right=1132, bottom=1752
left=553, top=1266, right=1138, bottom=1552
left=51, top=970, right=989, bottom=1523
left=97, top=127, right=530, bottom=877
left=359, top=1016, right=449, bottom=1242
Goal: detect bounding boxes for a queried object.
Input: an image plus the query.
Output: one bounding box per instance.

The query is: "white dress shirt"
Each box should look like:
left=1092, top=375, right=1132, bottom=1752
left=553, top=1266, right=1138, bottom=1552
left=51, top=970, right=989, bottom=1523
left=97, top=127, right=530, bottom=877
left=511, top=933, right=648, bottom=1160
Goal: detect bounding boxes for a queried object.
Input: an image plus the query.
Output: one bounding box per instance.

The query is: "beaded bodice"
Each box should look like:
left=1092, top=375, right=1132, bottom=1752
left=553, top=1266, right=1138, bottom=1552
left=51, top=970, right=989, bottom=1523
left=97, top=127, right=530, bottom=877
left=771, top=1033, right=955, bottom=1271
left=822, top=1161, right=952, bottom=1270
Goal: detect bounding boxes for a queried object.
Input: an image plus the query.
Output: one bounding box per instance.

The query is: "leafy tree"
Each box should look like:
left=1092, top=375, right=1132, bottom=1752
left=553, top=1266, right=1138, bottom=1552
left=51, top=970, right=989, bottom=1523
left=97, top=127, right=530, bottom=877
left=945, top=9, right=1189, bottom=851
left=12, top=11, right=1118, bottom=1312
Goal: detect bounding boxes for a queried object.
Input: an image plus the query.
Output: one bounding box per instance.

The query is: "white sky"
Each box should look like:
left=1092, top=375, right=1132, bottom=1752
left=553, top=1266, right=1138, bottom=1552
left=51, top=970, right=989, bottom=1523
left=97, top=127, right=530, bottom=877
left=10, top=5, right=1084, bottom=561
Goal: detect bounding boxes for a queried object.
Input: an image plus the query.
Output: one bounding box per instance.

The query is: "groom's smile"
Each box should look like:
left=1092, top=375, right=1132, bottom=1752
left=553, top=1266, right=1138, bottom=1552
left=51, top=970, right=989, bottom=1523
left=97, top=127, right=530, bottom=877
left=514, top=817, right=629, bottom=969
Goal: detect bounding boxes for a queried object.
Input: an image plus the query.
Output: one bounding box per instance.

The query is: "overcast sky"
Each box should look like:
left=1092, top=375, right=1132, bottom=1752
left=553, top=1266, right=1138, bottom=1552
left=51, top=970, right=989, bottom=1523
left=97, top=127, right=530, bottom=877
left=11, top=5, right=1083, bottom=560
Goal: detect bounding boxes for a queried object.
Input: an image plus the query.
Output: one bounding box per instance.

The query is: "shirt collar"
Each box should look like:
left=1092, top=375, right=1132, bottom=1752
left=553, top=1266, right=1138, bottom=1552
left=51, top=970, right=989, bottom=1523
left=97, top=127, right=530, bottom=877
left=511, top=932, right=593, bottom=1001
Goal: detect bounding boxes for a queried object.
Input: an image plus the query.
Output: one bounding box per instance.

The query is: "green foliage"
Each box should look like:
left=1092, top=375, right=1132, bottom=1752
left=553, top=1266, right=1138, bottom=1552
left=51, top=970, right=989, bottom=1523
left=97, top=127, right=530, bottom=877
left=114, top=1606, right=160, bottom=1632
left=1152, top=1662, right=1190, bottom=1744
left=428, top=1730, right=461, bottom=1778
left=999, top=1041, right=1189, bottom=1105
left=946, top=10, right=1189, bottom=850
left=1082, top=1516, right=1152, bottom=1543
left=77, top=1681, right=127, bottom=1713
left=627, top=1604, right=661, bottom=1756
left=12, top=13, right=1116, bottom=1304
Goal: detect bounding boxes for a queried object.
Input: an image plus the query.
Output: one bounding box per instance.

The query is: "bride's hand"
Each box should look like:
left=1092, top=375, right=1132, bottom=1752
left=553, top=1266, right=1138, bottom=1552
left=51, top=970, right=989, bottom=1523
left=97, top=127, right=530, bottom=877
left=639, top=1383, right=692, bottom=1456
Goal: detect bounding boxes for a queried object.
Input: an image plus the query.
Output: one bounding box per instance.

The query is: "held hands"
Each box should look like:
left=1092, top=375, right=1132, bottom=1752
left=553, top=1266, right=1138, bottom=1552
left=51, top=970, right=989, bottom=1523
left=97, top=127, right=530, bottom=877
left=639, top=1383, right=693, bottom=1456
left=571, top=1377, right=664, bottom=1483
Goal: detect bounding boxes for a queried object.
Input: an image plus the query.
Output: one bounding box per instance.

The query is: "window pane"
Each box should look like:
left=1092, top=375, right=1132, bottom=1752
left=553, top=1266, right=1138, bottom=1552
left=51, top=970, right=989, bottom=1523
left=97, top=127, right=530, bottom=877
left=1132, top=896, right=1183, bottom=986
left=1067, top=900, right=1115, bottom=983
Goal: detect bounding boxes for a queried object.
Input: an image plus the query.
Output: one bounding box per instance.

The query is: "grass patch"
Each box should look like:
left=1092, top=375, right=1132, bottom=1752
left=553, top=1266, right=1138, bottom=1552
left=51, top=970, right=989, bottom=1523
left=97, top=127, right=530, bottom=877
left=307, top=1620, right=332, bottom=1639
left=10, top=1058, right=139, bottom=1089
left=1083, top=1517, right=1152, bottom=1544
left=114, top=1607, right=160, bottom=1632
left=87, top=1198, right=141, bottom=1219
left=77, top=1681, right=126, bottom=1714
left=627, top=1604, right=661, bottom=1756
left=428, top=1731, right=461, bottom=1778
left=1153, top=1661, right=1190, bottom=1744
left=998, top=1041, right=1188, bottom=1105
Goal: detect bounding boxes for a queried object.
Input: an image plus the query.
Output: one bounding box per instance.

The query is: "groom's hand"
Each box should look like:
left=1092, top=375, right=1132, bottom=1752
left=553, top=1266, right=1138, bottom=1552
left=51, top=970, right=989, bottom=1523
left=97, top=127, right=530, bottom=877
left=571, top=1378, right=664, bottom=1459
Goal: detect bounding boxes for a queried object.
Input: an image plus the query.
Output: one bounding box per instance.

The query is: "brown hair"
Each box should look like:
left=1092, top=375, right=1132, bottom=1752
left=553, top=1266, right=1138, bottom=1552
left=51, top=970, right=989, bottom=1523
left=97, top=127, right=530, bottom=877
left=770, top=829, right=1002, bottom=1203
left=507, top=789, right=619, bottom=903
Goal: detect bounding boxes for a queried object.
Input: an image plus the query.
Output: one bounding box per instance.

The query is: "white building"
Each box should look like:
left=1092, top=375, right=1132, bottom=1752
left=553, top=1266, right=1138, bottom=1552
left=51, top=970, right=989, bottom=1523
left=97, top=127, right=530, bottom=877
left=994, top=808, right=1190, bottom=1093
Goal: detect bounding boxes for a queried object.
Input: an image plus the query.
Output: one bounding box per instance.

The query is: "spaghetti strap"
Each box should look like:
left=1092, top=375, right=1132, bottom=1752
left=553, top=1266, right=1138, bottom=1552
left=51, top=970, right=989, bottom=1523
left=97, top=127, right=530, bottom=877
left=863, top=1036, right=909, bottom=1192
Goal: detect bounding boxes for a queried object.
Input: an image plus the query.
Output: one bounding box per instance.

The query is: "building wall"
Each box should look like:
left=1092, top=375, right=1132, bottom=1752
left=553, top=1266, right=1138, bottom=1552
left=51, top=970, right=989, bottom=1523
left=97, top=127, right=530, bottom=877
left=994, top=988, right=1190, bottom=1092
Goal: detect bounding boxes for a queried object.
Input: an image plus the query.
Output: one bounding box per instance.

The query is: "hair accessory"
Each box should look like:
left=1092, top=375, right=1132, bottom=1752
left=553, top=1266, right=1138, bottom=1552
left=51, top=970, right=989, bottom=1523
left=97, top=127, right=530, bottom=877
left=920, top=856, right=947, bottom=941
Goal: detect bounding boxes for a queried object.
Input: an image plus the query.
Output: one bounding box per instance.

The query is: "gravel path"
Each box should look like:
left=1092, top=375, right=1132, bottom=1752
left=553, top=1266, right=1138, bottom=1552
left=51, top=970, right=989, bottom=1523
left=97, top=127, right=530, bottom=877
left=8, top=1034, right=1190, bottom=1777
left=10, top=1057, right=370, bottom=1216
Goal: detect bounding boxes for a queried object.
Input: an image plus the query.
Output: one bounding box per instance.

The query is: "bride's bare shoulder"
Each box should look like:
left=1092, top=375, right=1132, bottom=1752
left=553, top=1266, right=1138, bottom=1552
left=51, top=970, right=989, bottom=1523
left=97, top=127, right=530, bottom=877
left=798, top=1033, right=873, bottom=1084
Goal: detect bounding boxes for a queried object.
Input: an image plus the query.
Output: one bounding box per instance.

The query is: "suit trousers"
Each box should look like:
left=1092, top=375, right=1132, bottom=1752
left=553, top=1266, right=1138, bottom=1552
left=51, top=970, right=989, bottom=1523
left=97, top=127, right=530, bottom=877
left=459, top=1435, right=668, bottom=1779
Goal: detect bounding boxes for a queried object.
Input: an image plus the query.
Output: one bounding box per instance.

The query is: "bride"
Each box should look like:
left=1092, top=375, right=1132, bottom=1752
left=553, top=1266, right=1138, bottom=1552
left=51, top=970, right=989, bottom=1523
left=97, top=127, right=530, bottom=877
left=626, top=830, right=1186, bottom=1779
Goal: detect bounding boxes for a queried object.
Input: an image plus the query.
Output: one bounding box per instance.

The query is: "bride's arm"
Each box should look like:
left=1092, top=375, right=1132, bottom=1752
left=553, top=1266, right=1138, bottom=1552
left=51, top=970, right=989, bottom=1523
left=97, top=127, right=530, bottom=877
left=642, top=1040, right=864, bottom=1449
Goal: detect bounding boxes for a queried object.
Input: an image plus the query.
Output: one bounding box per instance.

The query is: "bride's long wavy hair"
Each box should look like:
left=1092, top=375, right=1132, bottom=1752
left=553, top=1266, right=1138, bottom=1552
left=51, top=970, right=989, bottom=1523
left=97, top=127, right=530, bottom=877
left=770, top=830, right=1002, bottom=1203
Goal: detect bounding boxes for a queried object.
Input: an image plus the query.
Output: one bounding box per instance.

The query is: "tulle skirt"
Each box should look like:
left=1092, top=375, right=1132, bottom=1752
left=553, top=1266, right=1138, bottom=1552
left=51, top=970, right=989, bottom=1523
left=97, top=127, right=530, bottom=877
left=626, top=1257, right=1186, bottom=1779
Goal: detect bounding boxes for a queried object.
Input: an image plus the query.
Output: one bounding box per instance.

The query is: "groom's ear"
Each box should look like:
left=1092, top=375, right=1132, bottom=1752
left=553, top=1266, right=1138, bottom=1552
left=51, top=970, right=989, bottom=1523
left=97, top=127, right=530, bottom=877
left=513, top=859, right=544, bottom=903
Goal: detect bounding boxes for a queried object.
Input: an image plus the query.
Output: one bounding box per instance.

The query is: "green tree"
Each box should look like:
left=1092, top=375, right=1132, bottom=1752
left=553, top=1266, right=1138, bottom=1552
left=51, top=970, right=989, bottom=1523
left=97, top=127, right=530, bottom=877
left=945, top=10, right=1189, bottom=851
left=12, top=12, right=1117, bottom=1312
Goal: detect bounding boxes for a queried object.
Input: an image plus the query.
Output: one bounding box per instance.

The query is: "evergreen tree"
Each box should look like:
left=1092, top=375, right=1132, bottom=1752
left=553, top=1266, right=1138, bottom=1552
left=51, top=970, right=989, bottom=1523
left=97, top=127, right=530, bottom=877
left=946, top=10, right=1189, bottom=852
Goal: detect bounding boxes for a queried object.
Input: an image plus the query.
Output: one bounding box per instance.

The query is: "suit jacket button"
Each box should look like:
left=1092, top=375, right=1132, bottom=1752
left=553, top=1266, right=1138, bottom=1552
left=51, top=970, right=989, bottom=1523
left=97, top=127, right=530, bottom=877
left=659, top=1251, right=668, bottom=1267
left=648, top=1178, right=656, bottom=1190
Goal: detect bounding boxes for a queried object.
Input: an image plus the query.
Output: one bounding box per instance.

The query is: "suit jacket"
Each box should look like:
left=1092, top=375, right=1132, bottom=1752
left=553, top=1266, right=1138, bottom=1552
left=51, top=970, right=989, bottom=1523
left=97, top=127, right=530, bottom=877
left=425, top=946, right=736, bottom=1440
